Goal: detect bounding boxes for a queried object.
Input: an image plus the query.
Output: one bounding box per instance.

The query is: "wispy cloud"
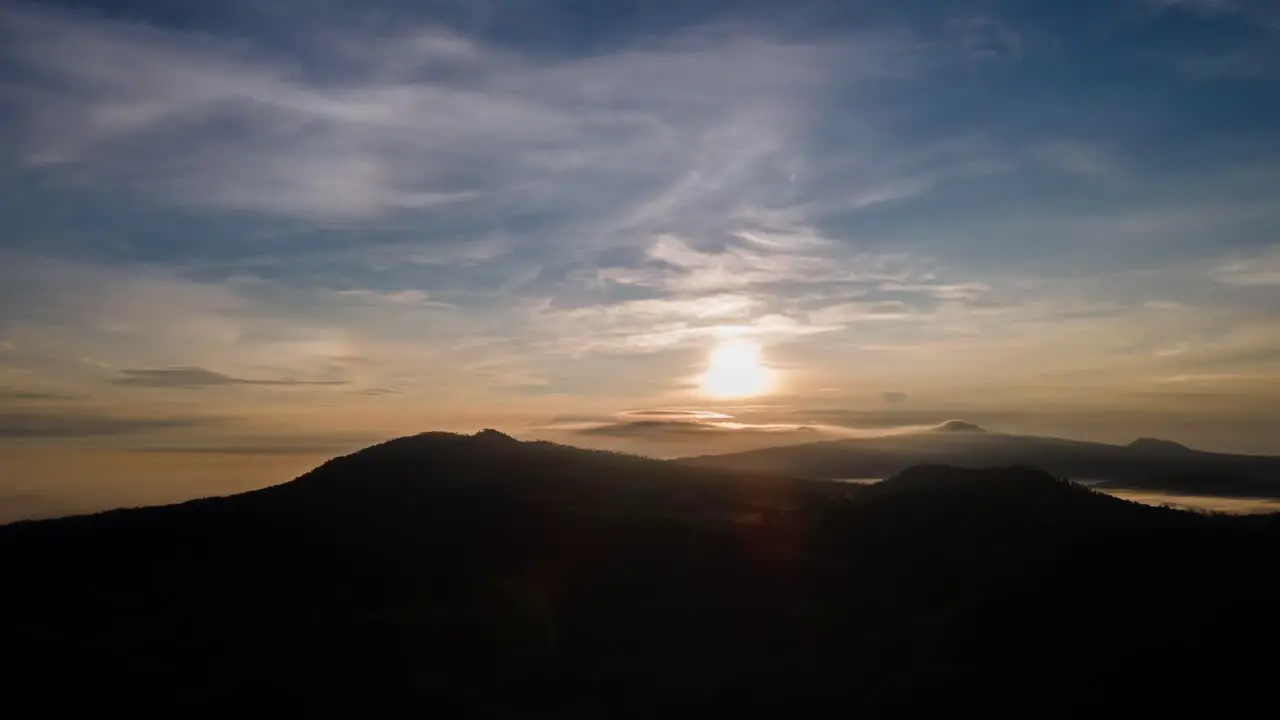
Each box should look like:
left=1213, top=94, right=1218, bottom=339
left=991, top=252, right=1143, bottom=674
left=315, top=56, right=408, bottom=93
left=0, top=410, right=220, bottom=438
left=555, top=405, right=963, bottom=456
left=1215, top=246, right=1280, bottom=286
left=0, top=3, right=910, bottom=224
left=335, top=290, right=455, bottom=309
left=808, top=301, right=913, bottom=326
left=576, top=419, right=823, bottom=439
left=557, top=410, right=834, bottom=455
left=621, top=409, right=734, bottom=421
left=0, top=387, right=84, bottom=401
left=1032, top=141, right=1119, bottom=178
left=112, top=366, right=347, bottom=389
left=132, top=432, right=384, bottom=455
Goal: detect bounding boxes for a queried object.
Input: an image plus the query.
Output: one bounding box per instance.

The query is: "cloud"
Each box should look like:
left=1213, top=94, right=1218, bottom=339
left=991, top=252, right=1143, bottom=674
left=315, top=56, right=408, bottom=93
left=808, top=301, right=913, bottom=326
left=133, top=432, right=383, bottom=455
left=545, top=406, right=855, bottom=453
left=0, top=255, right=251, bottom=370
left=522, top=227, right=989, bottom=356
left=575, top=419, right=824, bottom=440
left=524, top=292, right=816, bottom=356
left=112, top=366, right=347, bottom=389
left=637, top=234, right=862, bottom=293
left=0, top=256, right=429, bottom=399
left=0, top=411, right=219, bottom=438
left=620, top=409, right=734, bottom=421
left=883, top=392, right=909, bottom=403
left=558, top=408, right=965, bottom=456
left=335, top=289, right=456, bottom=310
left=565, top=405, right=949, bottom=441
left=0, top=387, right=84, bottom=401
left=0, top=5, right=488, bottom=218
left=1032, top=141, right=1118, bottom=178
left=771, top=407, right=993, bottom=430
left=848, top=178, right=935, bottom=209
left=1215, top=246, right=1280, bottom=286
left=0, top=4, right=909, bottom=222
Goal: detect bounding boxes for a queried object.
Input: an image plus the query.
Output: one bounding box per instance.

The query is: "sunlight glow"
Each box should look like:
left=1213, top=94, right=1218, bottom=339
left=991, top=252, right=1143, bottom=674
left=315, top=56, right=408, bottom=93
left=701, top=339, right=770, bottom=398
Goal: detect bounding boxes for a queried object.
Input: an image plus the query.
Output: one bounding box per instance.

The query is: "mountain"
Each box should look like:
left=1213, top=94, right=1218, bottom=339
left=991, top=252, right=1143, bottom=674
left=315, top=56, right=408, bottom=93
left=3, top=431, right=1279, bottom=715
left=1127, top=437, right=1194, bottom=455
left=933, top=419, right=989, bottom=433
left=681, top=424, right=1280, bottom=497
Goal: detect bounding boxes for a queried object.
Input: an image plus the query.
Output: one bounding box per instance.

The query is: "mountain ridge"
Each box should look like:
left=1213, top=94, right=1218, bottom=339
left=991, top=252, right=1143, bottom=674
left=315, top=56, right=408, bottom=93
left=3, top=431, right=1279, bottom=714
left=1127, top=436, right=1194, bottom=453
left=932, top=419, right=989, bottom=433
left=679, top=425, right=1280, bottom=496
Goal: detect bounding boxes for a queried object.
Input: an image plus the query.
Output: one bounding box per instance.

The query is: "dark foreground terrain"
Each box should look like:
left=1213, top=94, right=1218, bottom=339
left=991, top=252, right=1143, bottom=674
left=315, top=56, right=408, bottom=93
left=4, top=430, right=1279, bottom=715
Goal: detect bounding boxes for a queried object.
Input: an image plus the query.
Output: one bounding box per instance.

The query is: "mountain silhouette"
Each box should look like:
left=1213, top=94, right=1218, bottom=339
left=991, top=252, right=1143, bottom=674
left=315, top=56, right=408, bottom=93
left=1127, top=436, right=1193, bottom=454
left=682, top=426, right=1280, bottom=497
left=2, top=432, right=1278, bottom=715
left=474, top=427, right=521, bottom=444
left=932, top=419, right=988, bottom=433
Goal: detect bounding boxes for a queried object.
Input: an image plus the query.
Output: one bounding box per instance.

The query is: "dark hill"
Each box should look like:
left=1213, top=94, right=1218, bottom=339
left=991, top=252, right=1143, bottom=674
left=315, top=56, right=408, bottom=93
left=932, top=419, right=988, bottom=433
left=873, top=463, right=1066, bottom=494
left=847, top=465, right=1176, bottom=550
left=2, top=432, right=1278, bottom=715
left=1128, top=437, right=1193, bottom=454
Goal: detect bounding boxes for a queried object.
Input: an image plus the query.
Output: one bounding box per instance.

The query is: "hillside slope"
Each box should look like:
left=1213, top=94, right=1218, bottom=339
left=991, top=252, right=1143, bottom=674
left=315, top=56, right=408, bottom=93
left=3, top=431, right=1278, bottom=715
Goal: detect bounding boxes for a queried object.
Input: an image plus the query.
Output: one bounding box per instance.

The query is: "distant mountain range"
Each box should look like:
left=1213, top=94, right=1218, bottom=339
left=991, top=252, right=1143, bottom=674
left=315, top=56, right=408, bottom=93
left=680, top=422, right=1280, bottom=497
left=3, top=430, right=1279, bottom=714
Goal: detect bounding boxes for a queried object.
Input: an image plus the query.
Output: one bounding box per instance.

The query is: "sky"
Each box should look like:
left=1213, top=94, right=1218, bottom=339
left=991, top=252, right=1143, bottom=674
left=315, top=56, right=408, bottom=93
left=1, top=0, right=1279, bottom=518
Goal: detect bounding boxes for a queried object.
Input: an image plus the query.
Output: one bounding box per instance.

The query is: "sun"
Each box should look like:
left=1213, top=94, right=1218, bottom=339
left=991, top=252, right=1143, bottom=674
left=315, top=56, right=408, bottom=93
left=700, top=339, right=770, bottom=398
